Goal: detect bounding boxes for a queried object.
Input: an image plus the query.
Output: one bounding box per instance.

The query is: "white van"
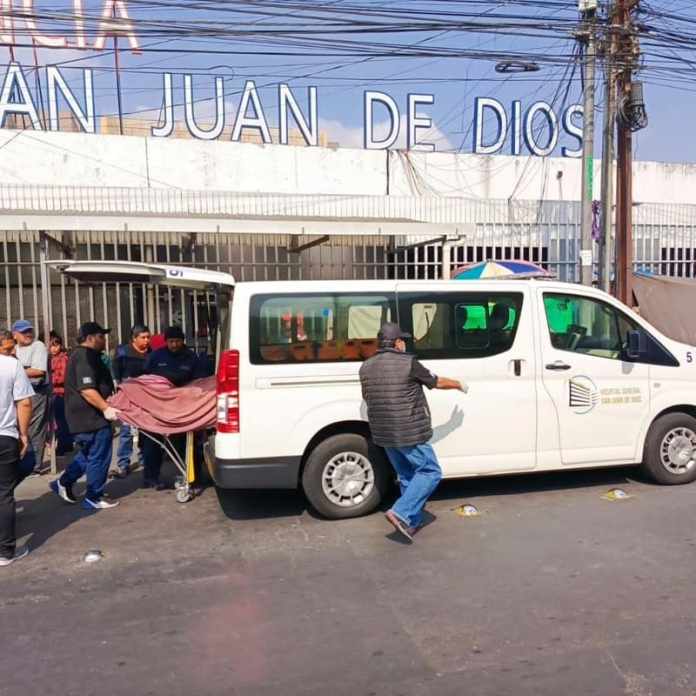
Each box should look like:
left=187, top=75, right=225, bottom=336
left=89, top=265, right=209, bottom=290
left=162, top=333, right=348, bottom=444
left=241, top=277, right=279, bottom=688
left=55, top=262, right=696, bottom=519
left=215, top=276, right=696, bottom=518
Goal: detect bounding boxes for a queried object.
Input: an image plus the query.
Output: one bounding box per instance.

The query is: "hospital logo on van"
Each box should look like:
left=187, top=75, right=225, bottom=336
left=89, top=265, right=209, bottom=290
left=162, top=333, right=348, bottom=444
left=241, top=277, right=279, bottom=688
left=569, top=376, right=601, bottom=414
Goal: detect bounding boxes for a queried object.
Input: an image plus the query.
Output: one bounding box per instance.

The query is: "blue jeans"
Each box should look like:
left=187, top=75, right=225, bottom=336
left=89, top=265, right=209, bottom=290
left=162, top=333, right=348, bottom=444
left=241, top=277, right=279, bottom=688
left=384, top=443, right=442, bottom=529
left=60, top=426, right=113, bottom=501
left=116, top=423, right=141, bottom=472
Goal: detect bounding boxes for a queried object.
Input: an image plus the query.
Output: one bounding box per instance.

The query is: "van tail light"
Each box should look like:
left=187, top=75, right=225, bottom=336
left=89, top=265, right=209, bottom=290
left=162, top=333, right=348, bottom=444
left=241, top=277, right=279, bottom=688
left=216, top=349, right=239, bottom=433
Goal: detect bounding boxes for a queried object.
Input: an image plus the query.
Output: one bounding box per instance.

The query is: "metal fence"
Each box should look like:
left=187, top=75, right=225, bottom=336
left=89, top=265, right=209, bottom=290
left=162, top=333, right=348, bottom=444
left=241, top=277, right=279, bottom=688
left=2, top=199, right=696, bottom=353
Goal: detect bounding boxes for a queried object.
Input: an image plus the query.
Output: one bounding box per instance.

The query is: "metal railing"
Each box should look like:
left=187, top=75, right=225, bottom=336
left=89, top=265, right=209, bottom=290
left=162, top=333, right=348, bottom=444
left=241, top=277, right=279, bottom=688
left=2, top=194, right=696, bottom=352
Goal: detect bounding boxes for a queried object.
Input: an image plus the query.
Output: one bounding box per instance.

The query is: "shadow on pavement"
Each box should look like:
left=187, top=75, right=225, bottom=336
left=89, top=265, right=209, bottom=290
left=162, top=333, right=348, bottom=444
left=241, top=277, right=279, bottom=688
left=15, top=466, right=145, bottom=554
left=213, top=466, right=645, bottom=523
left=215, top=487, right=308, bottom=521
left=431, top=464, right=642, bottom=503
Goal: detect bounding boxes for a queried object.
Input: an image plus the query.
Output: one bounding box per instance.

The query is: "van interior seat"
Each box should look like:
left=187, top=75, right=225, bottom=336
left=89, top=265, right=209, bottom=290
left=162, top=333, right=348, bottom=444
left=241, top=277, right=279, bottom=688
left=490, top=303, right=510, bottom=330
left=359, top=339, right=378, bottom=358
left=317, top=341, right=341, bottom=361
left=342, top=340, right=361, bottom=360
left=290, top=342, right=315, bottom=361
left=260, top=345, right=289, bottom=362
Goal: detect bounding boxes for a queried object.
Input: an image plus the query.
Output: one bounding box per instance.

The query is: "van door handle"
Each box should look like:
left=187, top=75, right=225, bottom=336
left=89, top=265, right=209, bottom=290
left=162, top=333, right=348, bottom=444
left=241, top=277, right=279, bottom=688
left=545, top=361, right=572, bottom=371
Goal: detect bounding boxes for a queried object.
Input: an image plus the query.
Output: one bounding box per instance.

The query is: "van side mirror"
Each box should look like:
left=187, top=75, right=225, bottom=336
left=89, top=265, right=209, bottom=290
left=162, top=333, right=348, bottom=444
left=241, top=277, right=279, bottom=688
left=626, top=330, right=646, bottom=360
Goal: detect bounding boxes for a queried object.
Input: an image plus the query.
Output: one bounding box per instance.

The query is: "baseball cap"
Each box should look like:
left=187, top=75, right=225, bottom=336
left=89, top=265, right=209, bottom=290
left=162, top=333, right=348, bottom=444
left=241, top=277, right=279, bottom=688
left=164, top=325, right=185, bottom=340
left=78, top=321, right=110, bottom=340
left=11, top=320, right=33, bottom=333
left=378, top=322, right=411, bottom=342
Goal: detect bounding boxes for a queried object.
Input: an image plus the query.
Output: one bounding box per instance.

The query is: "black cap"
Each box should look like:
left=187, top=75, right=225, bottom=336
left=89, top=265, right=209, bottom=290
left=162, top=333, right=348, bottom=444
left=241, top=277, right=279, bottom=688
left=164, top=325, right=185, bottom=340
left=78, top=321, right=110, bottom=341
left=378, top=322, right=411, bottom=342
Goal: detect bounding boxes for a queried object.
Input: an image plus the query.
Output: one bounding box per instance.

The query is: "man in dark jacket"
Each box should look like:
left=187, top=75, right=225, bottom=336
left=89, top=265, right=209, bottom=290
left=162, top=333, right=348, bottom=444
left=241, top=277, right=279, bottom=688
left=140, top=326, right=201, bottom=489
left=360, top=323, right=466, bottom=542
left=111, top=324, right=151, bottom=478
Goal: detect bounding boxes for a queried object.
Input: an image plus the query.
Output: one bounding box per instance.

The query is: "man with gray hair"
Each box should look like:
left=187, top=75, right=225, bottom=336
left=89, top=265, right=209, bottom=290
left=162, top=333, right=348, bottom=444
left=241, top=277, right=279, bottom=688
left=12, top=320, right=48, bottom=474
left=360, top=322, right=467, bottom=542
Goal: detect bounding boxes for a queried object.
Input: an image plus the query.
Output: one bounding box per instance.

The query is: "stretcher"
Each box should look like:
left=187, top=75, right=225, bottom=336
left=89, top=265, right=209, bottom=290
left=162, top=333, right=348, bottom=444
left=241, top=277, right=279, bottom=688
left=134, top=428, right=198, bottom=504
left=107, top=374, right=217, bottom=503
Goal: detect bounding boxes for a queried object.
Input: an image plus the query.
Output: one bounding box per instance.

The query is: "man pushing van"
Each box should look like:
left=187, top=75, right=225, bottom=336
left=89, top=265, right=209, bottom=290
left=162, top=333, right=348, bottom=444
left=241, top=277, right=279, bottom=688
left=360, top=323, right=467, bottom=542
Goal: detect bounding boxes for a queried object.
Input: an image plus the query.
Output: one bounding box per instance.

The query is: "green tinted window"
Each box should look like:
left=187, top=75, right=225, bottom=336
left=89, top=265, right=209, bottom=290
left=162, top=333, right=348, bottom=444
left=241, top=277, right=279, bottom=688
left=401, top=292, right=524, bottom=360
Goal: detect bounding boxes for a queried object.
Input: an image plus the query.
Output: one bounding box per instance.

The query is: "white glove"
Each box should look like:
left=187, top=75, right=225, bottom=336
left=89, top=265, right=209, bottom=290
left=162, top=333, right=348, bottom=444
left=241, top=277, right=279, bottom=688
left=103, top=406, right=120, bottom=422
left=459, top=381, right=469, bottom=394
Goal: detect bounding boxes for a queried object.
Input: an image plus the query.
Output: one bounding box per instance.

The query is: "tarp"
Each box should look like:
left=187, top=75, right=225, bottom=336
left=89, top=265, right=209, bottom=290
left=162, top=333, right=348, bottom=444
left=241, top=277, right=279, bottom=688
left=632, top=273, right=696, bottom=346
left=108, top=375, right=216, bottom=435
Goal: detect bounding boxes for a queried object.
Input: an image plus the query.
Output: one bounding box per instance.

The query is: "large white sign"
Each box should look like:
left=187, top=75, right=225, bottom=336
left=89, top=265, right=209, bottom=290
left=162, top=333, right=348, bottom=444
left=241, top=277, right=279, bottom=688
left=0, top=0, right=583, bottom=157
left=0, top=63, right=585, bottom=157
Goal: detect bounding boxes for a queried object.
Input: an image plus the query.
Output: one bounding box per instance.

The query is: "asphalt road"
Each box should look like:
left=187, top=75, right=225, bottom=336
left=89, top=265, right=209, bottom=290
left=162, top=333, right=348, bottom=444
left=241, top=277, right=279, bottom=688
left=2, top=463, right=696, bottom=696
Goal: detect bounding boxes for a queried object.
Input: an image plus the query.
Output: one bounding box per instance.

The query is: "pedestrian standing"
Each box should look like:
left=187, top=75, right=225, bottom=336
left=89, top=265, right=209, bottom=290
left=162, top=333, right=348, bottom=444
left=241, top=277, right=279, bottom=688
left=49, top=335, right=73, bottom=456
left=111, top=324, right=151, bottom=478
left=0, top=353, right=34, bottom=566
left=50, top=322, right=120, bottom=511
left=141, top=326, right=200, bottom=489
left=12, top=320, right=49, bottom=474
left=0, top=330, right=15, bottom=357
left=359, top=323, right=467, bottom=542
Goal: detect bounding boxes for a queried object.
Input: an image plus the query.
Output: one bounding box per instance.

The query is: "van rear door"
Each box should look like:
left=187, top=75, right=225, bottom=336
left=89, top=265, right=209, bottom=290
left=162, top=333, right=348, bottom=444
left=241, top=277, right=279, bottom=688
left=49, top=260, right=235, bottom=362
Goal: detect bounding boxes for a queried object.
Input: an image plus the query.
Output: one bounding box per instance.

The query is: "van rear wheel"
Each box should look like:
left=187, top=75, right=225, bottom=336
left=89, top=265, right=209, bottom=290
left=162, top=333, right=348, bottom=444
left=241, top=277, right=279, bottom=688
left=302, top=433, right=390, bottom=519
left=641, top=412, right=696, bottom=485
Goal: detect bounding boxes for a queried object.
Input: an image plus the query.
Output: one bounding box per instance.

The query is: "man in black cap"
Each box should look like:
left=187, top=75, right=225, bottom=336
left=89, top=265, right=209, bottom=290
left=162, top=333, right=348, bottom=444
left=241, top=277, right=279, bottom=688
left=360, top=322, right=467, bottom=542
left=141, top=326, right=201, bottom=488
left=50, top=322, right=120, bottom=511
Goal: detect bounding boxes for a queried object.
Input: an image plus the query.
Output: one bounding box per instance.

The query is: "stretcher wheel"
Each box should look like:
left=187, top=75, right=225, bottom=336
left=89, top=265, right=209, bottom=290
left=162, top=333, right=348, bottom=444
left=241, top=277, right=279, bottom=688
left=176, top=488, right=193, bottom=504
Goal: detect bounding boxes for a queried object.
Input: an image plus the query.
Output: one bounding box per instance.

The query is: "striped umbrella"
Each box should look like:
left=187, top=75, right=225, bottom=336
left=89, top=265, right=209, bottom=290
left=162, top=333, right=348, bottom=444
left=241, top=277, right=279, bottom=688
left=452, top=259, right=554, bottom=280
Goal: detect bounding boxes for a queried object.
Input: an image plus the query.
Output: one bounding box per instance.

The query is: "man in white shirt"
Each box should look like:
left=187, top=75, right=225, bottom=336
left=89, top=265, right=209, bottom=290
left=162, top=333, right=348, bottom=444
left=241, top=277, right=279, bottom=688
left=13, top=320, right=48, bottom=474
left=0, top=352, right=34, bottom=566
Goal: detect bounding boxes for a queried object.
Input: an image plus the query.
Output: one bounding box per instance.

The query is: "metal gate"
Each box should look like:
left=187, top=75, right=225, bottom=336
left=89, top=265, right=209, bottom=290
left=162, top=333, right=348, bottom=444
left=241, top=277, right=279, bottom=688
left=3, top=199, right=696, bottom=353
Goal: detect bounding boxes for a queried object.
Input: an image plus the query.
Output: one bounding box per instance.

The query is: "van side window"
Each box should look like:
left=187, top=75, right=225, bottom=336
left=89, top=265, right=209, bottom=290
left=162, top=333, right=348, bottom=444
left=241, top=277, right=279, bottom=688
left=400, top=292, right=523, bottom=360
left=544, top=294, right=622, bottom=359
left=250, top=293, right=395, bottom=364
left=543, top=293, right=679, bottom=366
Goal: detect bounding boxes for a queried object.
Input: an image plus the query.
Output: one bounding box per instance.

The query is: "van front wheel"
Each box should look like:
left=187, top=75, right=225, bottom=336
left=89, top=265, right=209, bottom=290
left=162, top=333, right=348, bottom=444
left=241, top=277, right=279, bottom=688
left=642, top=412, right=696, bottom=484
left=302, top=433, right=390, bottom=519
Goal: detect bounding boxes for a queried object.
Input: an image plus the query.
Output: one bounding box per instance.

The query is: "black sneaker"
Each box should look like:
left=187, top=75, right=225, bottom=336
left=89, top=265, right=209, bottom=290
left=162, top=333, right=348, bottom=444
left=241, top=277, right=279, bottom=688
left=0, top=546, right=28, bottom=567
left=110, top=467, right=130, bottom=480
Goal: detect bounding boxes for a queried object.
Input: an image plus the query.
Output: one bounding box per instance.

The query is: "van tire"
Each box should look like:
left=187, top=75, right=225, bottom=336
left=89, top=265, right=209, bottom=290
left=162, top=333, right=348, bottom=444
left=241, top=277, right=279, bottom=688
left=302, top=433, right=390, bottom=519
left=641, top=412, right=696, bottom=485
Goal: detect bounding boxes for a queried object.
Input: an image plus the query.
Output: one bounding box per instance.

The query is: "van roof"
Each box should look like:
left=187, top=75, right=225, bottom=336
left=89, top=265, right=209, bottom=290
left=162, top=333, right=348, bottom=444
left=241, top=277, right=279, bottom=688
left=233, top=278, right=607, bottom=295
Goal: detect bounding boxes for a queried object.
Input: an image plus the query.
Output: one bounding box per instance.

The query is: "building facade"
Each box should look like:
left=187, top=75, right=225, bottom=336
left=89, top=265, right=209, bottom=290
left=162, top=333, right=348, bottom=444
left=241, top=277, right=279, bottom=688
left=1, top=128, right=695, bottom=349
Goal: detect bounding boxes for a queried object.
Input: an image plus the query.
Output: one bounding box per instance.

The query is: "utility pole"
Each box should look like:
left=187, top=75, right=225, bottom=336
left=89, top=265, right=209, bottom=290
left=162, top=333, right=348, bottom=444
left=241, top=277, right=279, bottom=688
left=579, top=0, right=598, bottom=286
left=113, top=4, right=125, bottom=136
left=615, top=0, right=643, bottom=305
left=600, top=1, right=617, bottom=293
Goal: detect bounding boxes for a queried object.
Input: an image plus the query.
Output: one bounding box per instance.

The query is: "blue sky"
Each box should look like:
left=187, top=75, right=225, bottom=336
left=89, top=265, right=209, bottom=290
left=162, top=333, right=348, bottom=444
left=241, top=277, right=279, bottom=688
left=2, top=0, right=695, bottom=163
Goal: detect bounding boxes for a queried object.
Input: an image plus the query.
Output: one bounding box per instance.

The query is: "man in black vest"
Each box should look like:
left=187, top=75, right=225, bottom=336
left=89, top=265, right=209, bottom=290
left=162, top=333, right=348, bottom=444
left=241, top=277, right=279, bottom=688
left=360, top=323, right=466, bottom=542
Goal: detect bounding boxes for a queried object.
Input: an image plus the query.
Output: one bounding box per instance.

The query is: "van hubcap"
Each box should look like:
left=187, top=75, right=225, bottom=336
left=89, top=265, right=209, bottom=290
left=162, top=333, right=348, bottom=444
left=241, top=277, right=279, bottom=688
left=660, top=427, right=696, bottom=475
left=322, top=452, right=375, bottom=507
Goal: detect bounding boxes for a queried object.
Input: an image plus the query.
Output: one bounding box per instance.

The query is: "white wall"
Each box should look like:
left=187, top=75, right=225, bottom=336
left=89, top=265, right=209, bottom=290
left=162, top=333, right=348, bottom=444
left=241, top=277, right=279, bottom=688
left=388, top=152, right=696, bottom=205
left=1, top=128, right=695, bottom=205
